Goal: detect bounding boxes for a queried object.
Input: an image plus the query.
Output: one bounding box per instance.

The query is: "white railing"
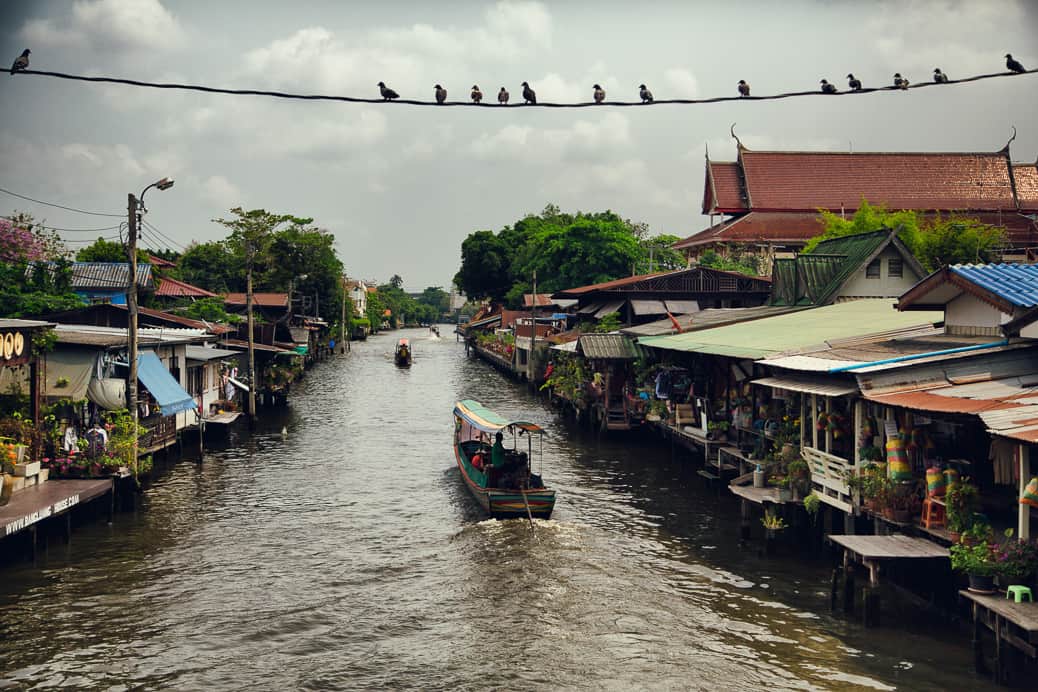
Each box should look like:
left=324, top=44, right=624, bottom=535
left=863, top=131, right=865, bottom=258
left=802, top=446, right=853, bottom=513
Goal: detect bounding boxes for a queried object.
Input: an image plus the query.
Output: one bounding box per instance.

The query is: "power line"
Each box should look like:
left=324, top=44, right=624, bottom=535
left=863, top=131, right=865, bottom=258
left=0, top=184, right=124, bottom=217
left=12, top=67, right=1036, bottom=108
left=1, top=217, right=124, bottom=233
left=141, top=219, right=187, bottom=251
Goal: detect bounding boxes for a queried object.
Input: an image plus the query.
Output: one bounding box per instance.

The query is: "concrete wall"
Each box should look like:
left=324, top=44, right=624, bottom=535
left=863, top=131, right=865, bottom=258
left=839, top=248, right=922, bottom=298
left=945, top=293, right=1009, bottom=333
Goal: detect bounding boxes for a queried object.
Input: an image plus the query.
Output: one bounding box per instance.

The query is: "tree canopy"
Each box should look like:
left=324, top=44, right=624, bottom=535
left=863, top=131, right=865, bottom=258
left=0, top=215, right=83, bottom=317
left=454, top=205, right=670, bottom=308
left=805, top=200, right=1006, bottom=272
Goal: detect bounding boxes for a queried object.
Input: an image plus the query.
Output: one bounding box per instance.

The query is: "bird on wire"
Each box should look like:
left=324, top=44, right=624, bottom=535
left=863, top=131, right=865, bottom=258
left=521, top=81, right=536, bottom=104
left=593, top=84, right=605, bottom=103
left=377, top=81, right=399, bottom=100
left=933, top=68, right=949, bottom=83
left=471, top=85, right=482, bottom=103
left=820, top=79, right=837, bottom=94
left=9, top=48, right=29, bottom=75
left=847, top=73, right=862, bottom=91
left=893, top=73, right=909, bottom=89
left=1006, top=53, right=1026, bottom=73
left=737, top=80, right=750, bottom=97
left=498, top=86, right=509, bottom=104
left=639, top=84, right=653, bottom=102
left=434, top=84, right=447, bottom=104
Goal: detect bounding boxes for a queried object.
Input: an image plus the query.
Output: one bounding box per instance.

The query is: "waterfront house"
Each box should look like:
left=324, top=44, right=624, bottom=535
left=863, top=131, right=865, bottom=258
left=551, top=266, right=772, bottom=327
left=153, top=276, right=218, bottom=304
left=672, top=140, right=1038, bottom=272
left=26, top=262, right=153, bottom=305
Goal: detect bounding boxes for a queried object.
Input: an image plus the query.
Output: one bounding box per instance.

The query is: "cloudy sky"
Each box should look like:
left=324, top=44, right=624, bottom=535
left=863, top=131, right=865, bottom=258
left=1, top=0, right=1036, bottom=290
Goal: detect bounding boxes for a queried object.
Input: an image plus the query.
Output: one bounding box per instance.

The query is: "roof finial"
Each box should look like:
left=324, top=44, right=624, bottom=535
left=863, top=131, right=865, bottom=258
left=704, top=141, right=710, bottom=161
left=1002, top=125, right=1017, bottom=153
left=730, top=123, right=744, bottom=151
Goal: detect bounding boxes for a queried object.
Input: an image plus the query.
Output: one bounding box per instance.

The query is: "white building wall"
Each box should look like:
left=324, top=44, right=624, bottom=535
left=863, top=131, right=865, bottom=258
left=945, top=293, right=1010, bottom=330
left=839, top=247, right=923, bottom=298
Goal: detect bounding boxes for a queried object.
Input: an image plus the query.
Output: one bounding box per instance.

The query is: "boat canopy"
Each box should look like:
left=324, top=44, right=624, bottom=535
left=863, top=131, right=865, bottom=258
left=453, top=399, right=543, bottom=435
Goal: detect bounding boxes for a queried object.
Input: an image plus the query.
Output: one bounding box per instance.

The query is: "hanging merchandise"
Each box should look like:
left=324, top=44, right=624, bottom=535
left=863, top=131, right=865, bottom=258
left=887, top=436, right=911, bottom=481
left=926, top=466, right=947, bottom=497
left=1021, top=477, right=1038, bottom=508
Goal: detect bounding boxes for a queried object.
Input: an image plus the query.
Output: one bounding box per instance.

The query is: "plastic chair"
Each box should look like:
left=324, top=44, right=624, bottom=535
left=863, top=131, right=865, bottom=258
left=1006, top=585, right=1033, bottom=603
left=921, top=496, right=946, bottom=529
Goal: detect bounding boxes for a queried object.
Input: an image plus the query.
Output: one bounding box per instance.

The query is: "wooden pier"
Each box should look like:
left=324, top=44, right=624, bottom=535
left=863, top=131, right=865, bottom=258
left=961, top=589, right=1038, bottom=685
left=1, top=479, right=114, bottom=557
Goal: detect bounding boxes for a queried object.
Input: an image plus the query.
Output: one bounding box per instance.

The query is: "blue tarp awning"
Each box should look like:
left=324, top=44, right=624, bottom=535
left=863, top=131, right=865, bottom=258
left=138, top=352, right=196, bottom=416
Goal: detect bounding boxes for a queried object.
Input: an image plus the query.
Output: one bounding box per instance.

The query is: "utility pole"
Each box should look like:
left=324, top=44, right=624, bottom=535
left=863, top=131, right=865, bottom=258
left=246, top=249, right=257, bottom=417
left=126, top=193, right=140, bottom=480
left=528, top=270, right=537, bottom=382
left=341, top=276, right=347, bottom=354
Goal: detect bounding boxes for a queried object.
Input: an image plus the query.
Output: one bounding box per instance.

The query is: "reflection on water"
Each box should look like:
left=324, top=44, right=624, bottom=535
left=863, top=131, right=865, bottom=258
left=0, top=329, right=996, bottom=690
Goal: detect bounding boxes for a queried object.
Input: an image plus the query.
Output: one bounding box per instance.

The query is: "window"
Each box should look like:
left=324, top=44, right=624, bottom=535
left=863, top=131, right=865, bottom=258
left=866, top=260, right=881, bottom=278
left=888, top=258, right=903, bottom=278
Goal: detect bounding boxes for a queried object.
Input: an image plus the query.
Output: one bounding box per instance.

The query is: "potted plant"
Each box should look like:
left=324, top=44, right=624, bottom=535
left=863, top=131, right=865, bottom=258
left=761, top=508, right=788, bottom=538
left=769, top=473, right=792, bottom=502
left=707, top=420, right=729, bottom=441
left=991, top=530, right=1038, bottom=588
left=950, top=527, right=998, bottom=593
left=803, top=492, right=821, bottom=524
left=786, top=458, right=811, bottom=499
left=946, top=477, right=980, bottom=539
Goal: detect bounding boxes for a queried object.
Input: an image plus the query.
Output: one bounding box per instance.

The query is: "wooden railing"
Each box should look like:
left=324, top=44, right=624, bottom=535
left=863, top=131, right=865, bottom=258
left=802, top=446, right=853, bottom=513
left=140, top=415, right=177, bottom=453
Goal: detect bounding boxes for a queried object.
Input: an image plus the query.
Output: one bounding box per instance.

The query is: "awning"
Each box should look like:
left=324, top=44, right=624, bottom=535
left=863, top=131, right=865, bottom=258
left=664, top=299, right=700, bottom=315
left=595, top=300, right=625, bottom=318
left=44, top=347, right=97, bottom=400
left=137, top=352, right=196, bottom=416
left=630, top=299, right=667, bottom=316
left=577, top=301, right=603, bottom=315
left=185, top=346, right=240, bottom=362
left=550, top=340, right=579, bottom=353
left=752, top=375, right=858, bottom=397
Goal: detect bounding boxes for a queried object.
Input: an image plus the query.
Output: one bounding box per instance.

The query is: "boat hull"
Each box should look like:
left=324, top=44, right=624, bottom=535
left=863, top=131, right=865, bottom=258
left=453, top=444, right=555, bottom=519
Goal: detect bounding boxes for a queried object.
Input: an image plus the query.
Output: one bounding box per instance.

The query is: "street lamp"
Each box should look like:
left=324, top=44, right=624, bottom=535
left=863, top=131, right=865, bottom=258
left=127, top=177, right=174, bottom=480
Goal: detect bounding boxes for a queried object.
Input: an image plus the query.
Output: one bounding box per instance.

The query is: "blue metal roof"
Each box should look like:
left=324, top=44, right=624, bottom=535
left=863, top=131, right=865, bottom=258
left=951, top=264, right=1038, bottom=308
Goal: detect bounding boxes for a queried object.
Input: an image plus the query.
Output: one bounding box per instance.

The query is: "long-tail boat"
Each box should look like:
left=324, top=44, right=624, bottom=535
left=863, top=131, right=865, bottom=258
left=452, top=399, right=556, bottom=519
left=394, top=338, right=412, bottom=367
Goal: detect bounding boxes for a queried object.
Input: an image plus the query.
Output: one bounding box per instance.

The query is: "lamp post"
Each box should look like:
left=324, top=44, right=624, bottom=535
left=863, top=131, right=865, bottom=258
left=127, top=177, right=174, bottom=480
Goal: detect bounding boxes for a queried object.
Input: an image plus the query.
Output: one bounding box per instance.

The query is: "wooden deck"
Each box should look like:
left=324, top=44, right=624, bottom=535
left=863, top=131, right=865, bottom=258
left=961, top=590, right=1038, bottom=683
left=829, top=534, right=949, bottom=585
left=1, top=478, right=113, bottom=539
left=204, top=411, right=243, bottom=426
left=729, top=484, right=796, bottom=506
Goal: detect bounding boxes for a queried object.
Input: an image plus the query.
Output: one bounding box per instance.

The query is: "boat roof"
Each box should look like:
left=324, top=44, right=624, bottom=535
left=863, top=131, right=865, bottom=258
left=454, top=399, right=543, bottom=434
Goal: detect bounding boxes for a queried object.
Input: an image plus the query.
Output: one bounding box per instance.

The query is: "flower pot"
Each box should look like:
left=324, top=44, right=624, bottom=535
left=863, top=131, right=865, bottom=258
left=967, top=573, right=996, bottom=594
left=13, top=461, right=40, bottom=477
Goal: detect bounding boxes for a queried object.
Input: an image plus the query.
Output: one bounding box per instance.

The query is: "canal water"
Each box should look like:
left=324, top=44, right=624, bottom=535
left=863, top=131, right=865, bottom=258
left=0, top=328, right=998, bottom=690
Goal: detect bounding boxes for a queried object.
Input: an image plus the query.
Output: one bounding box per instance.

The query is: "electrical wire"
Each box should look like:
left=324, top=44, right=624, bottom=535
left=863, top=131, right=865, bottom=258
left=0, top=184, right=124, bottom=217
left=12, top=67, right=1036, bottom=108
left=1, top=218, right=124, bottom=233
left=141, top=219, right=187, bottom=251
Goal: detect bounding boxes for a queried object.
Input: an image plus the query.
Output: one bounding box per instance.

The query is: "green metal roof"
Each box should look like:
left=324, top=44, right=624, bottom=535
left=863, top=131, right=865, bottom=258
left=638, top=299, right=942, bottom=360
left=577, top=333, right=641, bottom=360
left=770, top=229, right=922, bottom=307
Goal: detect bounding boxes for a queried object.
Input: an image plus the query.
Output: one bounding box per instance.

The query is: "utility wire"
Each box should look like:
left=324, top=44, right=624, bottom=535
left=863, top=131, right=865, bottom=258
left=1, top=217, right=124, bottom=233
left=0, top=184, right=124, bottom=217
left=12, top=67, right=1036, bottom=107
left=141, top=219, right=187, bottom=251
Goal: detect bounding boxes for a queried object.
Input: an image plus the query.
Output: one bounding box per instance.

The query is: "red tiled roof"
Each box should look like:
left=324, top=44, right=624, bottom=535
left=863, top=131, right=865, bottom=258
left=223, top=292, right=289, bottom=308
left=704, top=161, right=747, bottom=214
left=1015, top=163, right=1038, bottom=211
left=674, top=210, right=1038, bottom=251
left=739, top=150, right=1016, bottom=212
left=155, top=276, right=217, bottom=298
left=148, top=254, right=177, bottom=268
left=137, top=306, right=236, bottom=334
left=674, top=212, right=824, bottom=249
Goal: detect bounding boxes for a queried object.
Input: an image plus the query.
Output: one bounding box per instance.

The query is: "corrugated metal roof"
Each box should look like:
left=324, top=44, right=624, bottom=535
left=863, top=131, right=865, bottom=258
left=760, top=355, right=863, bottom=372
left=29, top=262, right=153, bottom=290
left=185, top=346, right=240, bottom=362
left=663, top=300, right=699, bottom=315
left=630, top=299, right=667, bottom=316
left=595, top=300, right=625, bottom=317
left=982, top=405, right=1038, bottom=443
left=0, top=318, right=53, bottom=329
left=949, top=264, right=1038, bottom=308
left=638, top=300, right=941, bottom=360
left=622, top=305, right=803, bottom=338
left=753, top=375, right=857, bottom=397
left=155, top=276, right=217, bottom=298
left=856, top=348, right=1038, bottom=396
left=577, top=334, right=641, bottom=360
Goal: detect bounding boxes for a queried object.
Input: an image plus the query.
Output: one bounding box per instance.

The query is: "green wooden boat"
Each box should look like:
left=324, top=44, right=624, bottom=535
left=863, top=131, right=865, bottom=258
left=453, top=399, right=556, bottom=519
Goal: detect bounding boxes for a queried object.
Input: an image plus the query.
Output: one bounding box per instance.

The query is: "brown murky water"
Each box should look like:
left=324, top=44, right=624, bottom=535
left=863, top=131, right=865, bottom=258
left=0, top=328, right=997, bottom=690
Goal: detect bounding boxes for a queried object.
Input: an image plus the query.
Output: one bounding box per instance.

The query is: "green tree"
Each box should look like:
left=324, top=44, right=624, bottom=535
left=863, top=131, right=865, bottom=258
left=804, top=200, right=1004, bottom=271
left=179, top=241, right=243, bottom=293
left=698, top=248, right=761, bottom=276
left=265, top=225, right=344, bottom=323
left=0, top=216, right=82, bottom=317
left=75, top=237, right=145, bottom=263
left=637, top=234, right=686, bottom=272
left=418, top=286, right=450, bottom=313
left=454, top=230, right=512, bottom=304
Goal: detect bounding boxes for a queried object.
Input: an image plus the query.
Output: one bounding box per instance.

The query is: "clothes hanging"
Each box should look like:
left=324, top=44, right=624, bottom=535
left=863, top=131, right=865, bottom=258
left=989, top=438, right=1018, bottom=485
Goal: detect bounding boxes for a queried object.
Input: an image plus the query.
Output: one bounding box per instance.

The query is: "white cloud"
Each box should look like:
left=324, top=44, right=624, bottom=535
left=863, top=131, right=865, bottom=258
left=21, top=0, right=185, bottom=52
left=469, top=112, right=631, bottom=164
left=199, top=175, right=243, bottom=208
left=664, top=68, right=700, bottom=98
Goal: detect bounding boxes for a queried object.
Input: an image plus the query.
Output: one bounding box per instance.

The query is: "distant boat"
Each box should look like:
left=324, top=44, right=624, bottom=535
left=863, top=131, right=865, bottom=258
left=394, top=338, right=412, bottom=367
left=429, top=325, right=440, bottom=337
left=452, top=399, right=556, bottom=519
